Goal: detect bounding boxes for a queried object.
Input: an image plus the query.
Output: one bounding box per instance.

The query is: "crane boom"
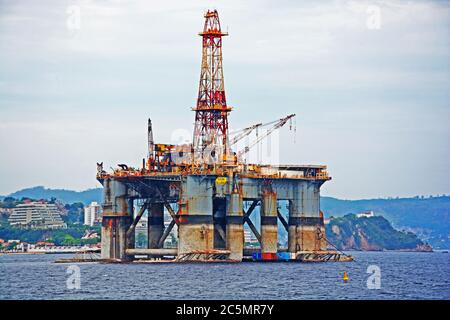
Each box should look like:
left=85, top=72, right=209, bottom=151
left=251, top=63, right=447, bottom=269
left=229, top=114, right=296, bottom=146
left=229, top=122, right=263, bottom=146
left=237, top=114, right=296, bottom=157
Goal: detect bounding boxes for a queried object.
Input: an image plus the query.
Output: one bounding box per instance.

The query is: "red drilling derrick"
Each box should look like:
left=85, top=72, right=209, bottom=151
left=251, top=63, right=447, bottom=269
left=193, top=10, right=232, bottom=165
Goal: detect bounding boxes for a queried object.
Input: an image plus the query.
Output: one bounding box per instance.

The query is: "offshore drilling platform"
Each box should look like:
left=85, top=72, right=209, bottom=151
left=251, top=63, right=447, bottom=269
left=96, top=10, right=352, bottom=263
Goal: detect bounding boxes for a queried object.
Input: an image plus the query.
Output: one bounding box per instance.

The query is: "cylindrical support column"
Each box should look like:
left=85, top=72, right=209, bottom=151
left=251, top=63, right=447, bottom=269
left=288, top=181, right=327, bottom=254
left=148, top=202, right=164, bottom=248
left=177, top=176, right=214, bottom=257
left=226, top=192, right=244, bottom=261
left=100, top=179, right=132, bottom=261
left=261, top=191, right=278, bottom=255
left=101, top=215, right=133, bottom=260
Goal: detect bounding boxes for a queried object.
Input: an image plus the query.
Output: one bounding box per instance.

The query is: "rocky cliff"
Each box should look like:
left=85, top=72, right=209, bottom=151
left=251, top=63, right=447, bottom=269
left=325, top=214, right=432, bottom=252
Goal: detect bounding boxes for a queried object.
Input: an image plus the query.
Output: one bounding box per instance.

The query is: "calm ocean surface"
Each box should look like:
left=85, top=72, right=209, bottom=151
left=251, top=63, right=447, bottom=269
left=0, top=251, right=449, bottom=300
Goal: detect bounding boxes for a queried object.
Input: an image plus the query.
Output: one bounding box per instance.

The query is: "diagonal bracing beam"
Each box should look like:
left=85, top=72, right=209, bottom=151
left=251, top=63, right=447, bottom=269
left=126, top=199, right=152, bottom=244
left=244, top=200, right=259, bottom=219
left=155, top=185, right=179, bottom=225
left=277, top=209, right=289, bottom=232
left=243, top=200, right=261, bottom=244
left=216, top=224, right=227, bottom=243
left=133, top=180, right=178, bottom=225
left=244, top=216, right=261, bottom=244
left=157, top=219, right=176, bottom=248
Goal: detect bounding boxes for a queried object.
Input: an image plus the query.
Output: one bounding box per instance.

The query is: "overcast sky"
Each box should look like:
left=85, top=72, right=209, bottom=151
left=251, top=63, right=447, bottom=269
left=0, top=0, right=449, bottom=199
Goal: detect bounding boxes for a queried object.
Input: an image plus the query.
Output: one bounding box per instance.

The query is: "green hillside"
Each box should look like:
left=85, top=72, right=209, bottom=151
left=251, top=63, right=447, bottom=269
left=321, top=196, right=450, bottom=249
left=325, top=214, right=431, bottom=251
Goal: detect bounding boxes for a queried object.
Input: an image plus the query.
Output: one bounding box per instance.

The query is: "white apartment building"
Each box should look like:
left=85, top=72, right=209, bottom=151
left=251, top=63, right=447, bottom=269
left=9, top=202, right=66, bottom=229
left=84, top=202, right=102, bottom=226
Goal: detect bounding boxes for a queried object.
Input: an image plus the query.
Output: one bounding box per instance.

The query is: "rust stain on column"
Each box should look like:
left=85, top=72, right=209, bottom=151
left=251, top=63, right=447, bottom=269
left=226, top=192, right=244, bottom=261
left=261, top=190, right=278, bottom=254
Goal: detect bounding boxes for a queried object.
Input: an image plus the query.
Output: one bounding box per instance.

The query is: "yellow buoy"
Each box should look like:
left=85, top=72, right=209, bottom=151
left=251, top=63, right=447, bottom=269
left=343, top=271, right=349, bottom=282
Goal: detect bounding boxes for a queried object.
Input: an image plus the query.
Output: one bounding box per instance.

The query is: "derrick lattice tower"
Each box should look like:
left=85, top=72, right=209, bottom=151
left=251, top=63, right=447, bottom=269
left=193, top=10, right=232, bottom=163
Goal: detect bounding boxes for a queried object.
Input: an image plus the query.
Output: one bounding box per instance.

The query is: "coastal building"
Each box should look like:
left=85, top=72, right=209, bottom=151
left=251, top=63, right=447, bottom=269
left=84, top=202, right=102, bottom=226
left=356, top=211, right=375, bottom=218
left=8, top=202, right=66, bottom=229
left=244, top=229, right=258, bottom=244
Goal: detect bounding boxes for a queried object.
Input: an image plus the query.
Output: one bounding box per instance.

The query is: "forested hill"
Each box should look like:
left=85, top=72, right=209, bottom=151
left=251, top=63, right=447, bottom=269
left=321, top=196, right=450, bottom=249
left=6, top=186, right=102, bottom=205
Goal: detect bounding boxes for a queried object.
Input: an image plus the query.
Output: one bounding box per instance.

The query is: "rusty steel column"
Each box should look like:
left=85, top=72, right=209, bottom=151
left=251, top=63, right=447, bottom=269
left=226, top=192, right=244, bottom=261
left=177, top=176, right=214, bottom=257
left=260, top=191, right=278, bottom=255
left=101, top=178, right=132, bottom=261
left=148, top=202, right=164, bottom=248
left=288, top=181, right=326, bottom=254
